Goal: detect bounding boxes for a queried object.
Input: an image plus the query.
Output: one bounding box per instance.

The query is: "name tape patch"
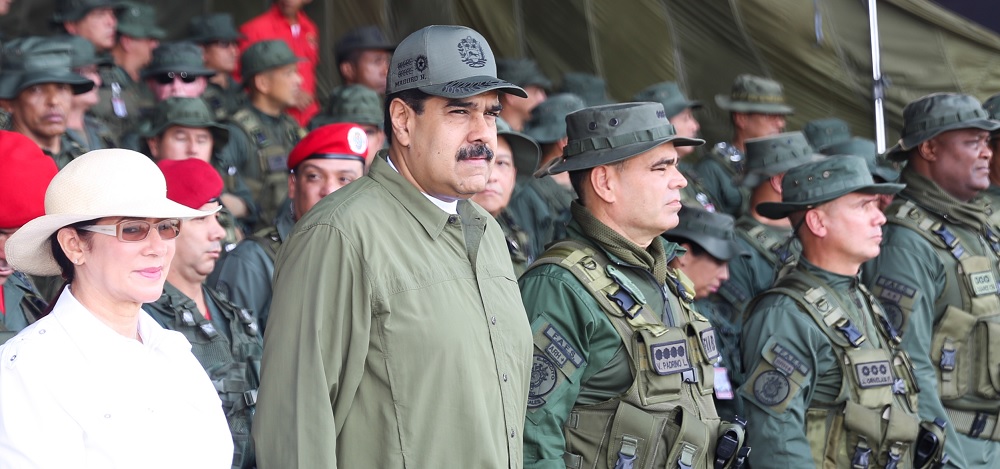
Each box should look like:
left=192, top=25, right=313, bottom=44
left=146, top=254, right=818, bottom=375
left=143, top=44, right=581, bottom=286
left=544, top=326, right=584, bottom=368
left=875, top=276, right=917, bottom=303
left=699, top=328, right=720, bottom=362
left=969, top=271, right=999, bottom=296
left=855, top=360, right=894, bottom=388
left=650, top=340, right=691, bottom=376
left=771, top=343, right=810, bottom=377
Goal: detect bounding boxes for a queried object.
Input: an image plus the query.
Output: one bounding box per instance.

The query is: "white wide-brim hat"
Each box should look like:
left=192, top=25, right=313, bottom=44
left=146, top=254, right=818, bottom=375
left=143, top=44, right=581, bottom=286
left=6, top=149, right=217, bottom=276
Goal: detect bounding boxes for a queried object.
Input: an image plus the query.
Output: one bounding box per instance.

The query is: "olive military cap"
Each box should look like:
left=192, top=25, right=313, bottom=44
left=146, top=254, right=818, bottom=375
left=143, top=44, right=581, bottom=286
left=665, top=206, right=749, bottom=261
left=387, top=25, right=525, bottom=99
left=116, top=2, right=166, bottom=40
left=524, top=93, right=586, bottom=146
left=545, top=102, right=704, bottom=175
left=885, top=93, right=1000, bottom=161
left=741, top=131, right=824, bottom=188
left=803, top=117, right=851, bottom=152
left=632, top=82, right=701, bottom=119
left=64, top=34, right=112, bottom=68
left=983, top=92, right=1000, bottom=121
left=188, top=13, right=243, bottom=44
left=758, top=155, right=903, bottom=220
left=822, top=137, right=902, bottom=183
left=142, top=41, right=216, bottom=79
left=52, top=0, right=121, bottom=23
left=496, top=117, right=540, bottom=179
left=0, top=37, right=94, bottom=100
left=560, top=72, right=613, bottom=107
left=715, top=74, right=793, bottom=115
left=142, top=97, right=229, bottom=147
left=497, top=58, right=552, bottom=91
left=334, top=26, right=396, bottom=64
left=241, top=40, right=302, bottom=81
left=316, top=85, right=384, bottom=128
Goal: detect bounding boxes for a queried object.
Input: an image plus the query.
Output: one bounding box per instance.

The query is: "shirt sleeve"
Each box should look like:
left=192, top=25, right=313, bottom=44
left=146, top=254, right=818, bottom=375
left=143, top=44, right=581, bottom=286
left=210, top=242, right=273, bottom=331
left=252, top=223, right=372, bottom=469
left=693, top=157, right=743, bottom=217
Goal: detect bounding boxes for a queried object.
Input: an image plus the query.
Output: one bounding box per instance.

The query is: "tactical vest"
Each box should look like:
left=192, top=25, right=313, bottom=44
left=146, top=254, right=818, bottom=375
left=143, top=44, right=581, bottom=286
left=705, top=143, right=745, bottom=178
left=144, top=286, right=264, bottom=469
left=250, top=225, right=283, bottom=263
left=231, top=107, right=306, bottom=224
left=532, top=240, right=746, bottom=469
left=45, top=133, right=88, bottom=170
left=884, top=199, right=1000, bottom=441
left=759, top=270, right=934, bottom=468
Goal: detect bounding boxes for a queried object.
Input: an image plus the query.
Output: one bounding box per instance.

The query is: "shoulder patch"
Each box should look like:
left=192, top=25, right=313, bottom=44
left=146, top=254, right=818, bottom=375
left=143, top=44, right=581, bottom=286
left=527, top=354, right=559, bottom=409
left=752, top=370, right=790, bottom=406
left=543, top=325, right=584, bottom=368
left=874, top=276, right=916, bottom=301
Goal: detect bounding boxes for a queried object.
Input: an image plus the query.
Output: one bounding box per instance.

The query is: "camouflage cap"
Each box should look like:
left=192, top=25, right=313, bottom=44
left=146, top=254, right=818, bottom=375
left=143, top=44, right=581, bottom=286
left=334, top=25, right=395, bottom=64
left=822, top=137, right=902, bottom=183
left=665, top=206, right=749, bottom=261
left=984, top=92, right=1000, bottom=121
left=496, top=117, right=540, bottom=179
left=632, top=82, right=701, bottom=118
left=241, top=40, right=302, bottom=81
left=885, top=92, right=1000, bottom=161
left=52, top=0, right=122, bottom=23
left=497, top=58, right=552, bottom=91
left=757, top=155, right=903, bottom=220
left=319, top=84, right=384, bottom=128
left=559, top=72, right=613, bottom=107
left=523, top=93, right=586, bottom=145
left=0, top=37, right=95, bottom=100
left=63, top=34, right=112, bottom=68
left=803, top=117, right=851, bottom=152
left=545, top=102, right=704, bottom=175
left=142, top=41, right=216, bottom=79
left=188, top=13, right=243, bottom=44
left=387, top=25, right=525, bottom=99
left=741, top=131, right=824, bottom=188
left=142, top=97, right=229, bottom=147
left=715, top=74, right=793, bottom=115
left=116, top=2, right=166, bottom=40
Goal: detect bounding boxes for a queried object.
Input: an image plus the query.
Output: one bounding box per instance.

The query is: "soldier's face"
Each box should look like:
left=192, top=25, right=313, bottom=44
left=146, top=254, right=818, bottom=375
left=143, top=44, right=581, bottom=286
left=288, top=159, right=363, bottom=221
left=923, top=129, right=992, bottom=202
left=65, top=7, right=117, bottom=51
left=0, top=0, right=12, bottom=15
left=813, top=192, right=886, bottom=268
left=148, top=126, right=214, bottom=163
left=676, top=244, right=729, bottom=299
left=148, top=74, right=208, bottom=101
left=670, top=108, right=700, bottom=157
left=168, top=202, right=225, bottom=282
left=502, top=85, right=546, bottom=124
left=361, top=124, right=384, bottom=168
left=260, top=64, right=302, bottom=109
left=8, top=83, right=72, bottom=141
left=736, top=112, right=785, bottom=139
left=603, top=143, right=687, bottom=244
left=203, top=41, right=239, bottom=74
left=344, top=50, right=391, bottom=95
left=471, top=136, right=515, bottom=217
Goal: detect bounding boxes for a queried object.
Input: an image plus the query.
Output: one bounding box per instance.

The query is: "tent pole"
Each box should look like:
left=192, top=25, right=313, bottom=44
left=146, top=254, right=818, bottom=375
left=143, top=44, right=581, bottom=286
left=868, top=0, right=887, bottom=152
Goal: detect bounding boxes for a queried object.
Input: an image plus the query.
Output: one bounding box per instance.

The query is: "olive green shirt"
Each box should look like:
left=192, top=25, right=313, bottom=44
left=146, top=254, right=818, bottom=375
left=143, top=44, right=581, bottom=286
left=1, top=272, right=47, bottom=345
left=93, top=65, right=155, bottom=141
left=65, top=113, right=117, bottom=152
left=679, top=161, right=720, bottom=212
left=693, top=143, right=748, bottom=217
left=203, top=76, right=246, bottom=121
left=507, top=176, right=575, bottom=257
left=252, top=153, right=533, bottom=468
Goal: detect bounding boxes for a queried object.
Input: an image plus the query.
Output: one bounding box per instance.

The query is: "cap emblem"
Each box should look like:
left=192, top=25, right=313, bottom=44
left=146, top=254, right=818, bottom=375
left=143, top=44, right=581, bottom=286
left=348, top=127, right=368, bottom=155
left=457, top=36, right=487, bottom=68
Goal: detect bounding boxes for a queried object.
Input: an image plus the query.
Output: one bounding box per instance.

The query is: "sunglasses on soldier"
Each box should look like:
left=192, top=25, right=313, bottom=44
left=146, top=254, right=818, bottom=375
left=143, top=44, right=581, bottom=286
left=153, top=71, right=200, bottom=85
left=79, top=219, right=182, bottom=242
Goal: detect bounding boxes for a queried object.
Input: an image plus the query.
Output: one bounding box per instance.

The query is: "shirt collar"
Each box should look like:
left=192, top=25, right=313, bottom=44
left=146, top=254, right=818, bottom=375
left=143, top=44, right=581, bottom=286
left=368, top=152, right=451, bottom=239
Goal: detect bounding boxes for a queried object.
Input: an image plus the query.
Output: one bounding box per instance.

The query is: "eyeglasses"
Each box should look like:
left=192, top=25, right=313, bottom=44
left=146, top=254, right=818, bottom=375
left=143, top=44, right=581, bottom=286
left=78, top=219, right=181, bottom=242
left=152, top=71, right=199, bottom=85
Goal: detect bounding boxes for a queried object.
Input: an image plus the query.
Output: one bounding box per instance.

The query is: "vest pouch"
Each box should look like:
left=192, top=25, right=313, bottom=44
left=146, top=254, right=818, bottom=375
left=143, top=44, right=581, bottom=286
left=891, top=351, right=920, bottom=413
left=636, top=328, right=687, bottom=405
left=563, top=404, right=616, bottom=469
left=600, top=401, right=671, bottom=469
left=806, top=408, right=840, bottom=468
left=930, top=305, right=976, bottom=400
left=881, top=402, right=919, bottom=469
left=973, top=319, right=1000, bottom=399
left=662, top=406, right=710, bottom=469
left=687, top=321, right=719, bottom=397
left=841, top=401, right=886, bottom=469
left=845, top=348, right=895, bottom=409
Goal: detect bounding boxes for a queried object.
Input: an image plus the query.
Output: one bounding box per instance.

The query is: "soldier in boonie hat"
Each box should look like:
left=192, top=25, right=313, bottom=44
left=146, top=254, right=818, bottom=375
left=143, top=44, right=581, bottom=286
left=803, top=117, right=851, bottom=152
left=308, top=85, right=385, bottom=164
left=240, top=40, right=303, bottom=87
left=116, top=2, right=166, bottom=41
left=189, top=13, right=243, bottom=45
left=633, top=82, right=702, bottom=158
left=142, top=42, right=216, bottom=100
left=188, top=14, right=245, bottom=121
left=982, top=92, right=1000, bottom=205
left=885, top=92, right=1000, bottom=161
left=142, top=97, right=230, bottom=149
left=822, top=137, right=902, bottom=184
left=335, top=25, right=395, bottom=95
left=741, top=131, right=825, bottom=189
left=715, top=74, right=793, bottom=116
left=63, top=34, right=117, bottom=152
left=664, top=206, right=750, bottom=299
left=53, top=0, right=123, bottom=52
left=497, top=58, right=551, bottom=132
left=559, top=72, right=613, bottom=107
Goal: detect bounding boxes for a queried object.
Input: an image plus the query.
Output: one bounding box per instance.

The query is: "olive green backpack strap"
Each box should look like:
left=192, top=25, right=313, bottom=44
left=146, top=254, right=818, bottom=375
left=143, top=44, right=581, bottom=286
left=885, top=199, right=954, bottom=254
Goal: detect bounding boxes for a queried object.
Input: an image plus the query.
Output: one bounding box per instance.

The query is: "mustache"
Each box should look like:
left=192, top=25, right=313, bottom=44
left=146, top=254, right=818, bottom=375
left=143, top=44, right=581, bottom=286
left=457, top=143, right=494, bottom=161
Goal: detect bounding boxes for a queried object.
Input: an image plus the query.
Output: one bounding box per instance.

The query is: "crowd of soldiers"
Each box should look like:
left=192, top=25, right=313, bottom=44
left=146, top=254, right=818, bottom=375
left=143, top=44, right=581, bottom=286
left=2, top=0, right=1000, bottom=468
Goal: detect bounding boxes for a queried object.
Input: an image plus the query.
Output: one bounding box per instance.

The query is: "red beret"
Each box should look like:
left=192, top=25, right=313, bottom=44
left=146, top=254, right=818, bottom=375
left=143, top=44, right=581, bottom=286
left=288, top=123, right=368, bottom=171
left=157, top=159, right=224, bottom=210
left=0, top=131, right=58, bottom=229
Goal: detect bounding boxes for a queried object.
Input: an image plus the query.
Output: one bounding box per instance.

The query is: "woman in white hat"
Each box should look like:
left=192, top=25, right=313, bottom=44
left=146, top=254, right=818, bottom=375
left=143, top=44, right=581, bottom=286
left=0, top=149, right=234, bottom=468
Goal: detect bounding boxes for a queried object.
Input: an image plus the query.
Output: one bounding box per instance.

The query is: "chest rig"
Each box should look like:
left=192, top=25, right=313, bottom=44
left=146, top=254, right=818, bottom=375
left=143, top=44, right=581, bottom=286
left=886, top=199, right=1000, bottom=442
left=532, top=240, right=746, bottom=469
left=231, top=108, right=306, bottom=224
left=762, top=269, right=928, bottom=468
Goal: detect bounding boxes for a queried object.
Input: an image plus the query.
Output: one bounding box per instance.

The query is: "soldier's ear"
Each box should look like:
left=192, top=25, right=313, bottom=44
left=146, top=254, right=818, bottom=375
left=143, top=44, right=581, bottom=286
left=803, top=209, right=827, bottom=238
left=589, top=165, right=617, bottom=204
left=768, top=173, right=784, bottom=194
left=916, top=139, right=937, bottom=162
left=389, top=97, right=413, bottom=148
left=339, top=61, right=356, bottom=83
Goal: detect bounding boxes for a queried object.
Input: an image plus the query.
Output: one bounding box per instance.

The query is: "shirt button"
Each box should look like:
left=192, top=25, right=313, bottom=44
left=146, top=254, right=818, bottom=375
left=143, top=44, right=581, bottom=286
left=38, top=329, right=46, bottom=335
left=510, top=428, right=516, bottom=438
left=447, top=215, right=459, bottom=224
left=490, top=316, right=497, bottom=325
left=502, top=373, right=508, bottom=382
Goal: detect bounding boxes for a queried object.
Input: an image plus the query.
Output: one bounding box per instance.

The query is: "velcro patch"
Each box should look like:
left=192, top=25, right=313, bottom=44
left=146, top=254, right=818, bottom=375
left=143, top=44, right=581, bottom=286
left=874, top=276, right=916, bottom=302
left=771, top=343, right=810, bottom=377
left=753, top=370, right=790, bottom=406
left=544, top=325, right=584, bottom=368
left=699, top=328, right=721, bottom=362
left=528, top=354, right=560, bottom=409
left=650, top=340, right=691, bottom=376
left=969, top=271, right=998, bottom=296
left=855, top=360, right=894, bottom=388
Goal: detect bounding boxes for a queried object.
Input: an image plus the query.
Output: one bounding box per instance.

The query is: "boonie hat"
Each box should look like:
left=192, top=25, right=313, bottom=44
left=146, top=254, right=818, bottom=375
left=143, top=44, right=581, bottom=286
left=241, top=40, right=302, bottom=81
left=632, top=82, right=701, bottom=119
left=545, top=102, right=704, bottom=175
left=497, top=58, right=552, bottom=91
left=523, top=93, right=586, bottom=145
left=0, top=37, right=94, bottom=99
left=496, top=117, right=540, bottom=179
left=317, top=85, right=383, bottom=128
left=334, top=26, right=395, bottom=64
left=386, top=25, right=526, bottom=99
left=52, top=0, right=121, bottom=23
left=803, top=117, right=851, bottom=152
left=287, top=123, right=369, bottom=170
left=188, top=13, right=243, bottom=44
left=885, top=93, right=1000, bottom=161
left=0, top=131, right=59, bottom=230
left=822, top=137, right=902, bottom=183
left=142, top=41, right=216, bottom=79
left=5, top=149, right=219, bottom=276
left=142, top=97, right=230, bottom=147
left=158, top=159, right=224, bottom=210
left=741, top=131, right=824, bottom=188
left=757, top=155, right=903, bottom=220
left=560, top=72, right=613, bottom=107
left=665, top=206, right=749, bottom=261
left=715, top=74, right=793, bottom=115
left=116, top=2, right=166, bottom=40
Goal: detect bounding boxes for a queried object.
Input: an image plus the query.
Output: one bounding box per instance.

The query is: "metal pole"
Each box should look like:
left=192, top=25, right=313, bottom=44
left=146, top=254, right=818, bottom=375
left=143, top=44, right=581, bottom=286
left=868, top=0, right=887, bottom=152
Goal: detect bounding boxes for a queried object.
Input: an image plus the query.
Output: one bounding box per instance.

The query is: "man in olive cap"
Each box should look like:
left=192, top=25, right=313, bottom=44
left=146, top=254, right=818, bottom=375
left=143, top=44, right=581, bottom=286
left=471, top=117, right=540, bottom=275
left=696, top=74, right=793, bottom=217
left=226, top=39, right=306, bottom=228
left=803, top=117, right=851, bottom=153
left=865, top=92, right=1000, bottom=468
left=520, top=102, right=747, bottom=468
left=634, top=81, right=719, bottom=212
left=307, top=84, right=385, bottom=165
left=334, top=25, right=395, bottom=95
left=497, top=58, right=550, bottom=131
left=0, top=37, right=95, bottom=169
left=740, top=156, right=945, bottom=468
left=189, top=13, right=247, bottom=121
left=253, top=25, right=533, bottom=468
left=53, top=0, right=119, bottom=52
left=64, top=34, right=117, bottom=152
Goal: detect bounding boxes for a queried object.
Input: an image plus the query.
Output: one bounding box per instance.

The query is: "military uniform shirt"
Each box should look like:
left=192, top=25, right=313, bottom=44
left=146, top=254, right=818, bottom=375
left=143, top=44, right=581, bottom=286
left=507, top=176, right=575, bottom=257
left=693, top=143, right=747, bottom=217
left=203, top=76, right=247, bottom=121
left=0, top=272, right=46, bottom=345
left=252, top=153, right=533, bottom=468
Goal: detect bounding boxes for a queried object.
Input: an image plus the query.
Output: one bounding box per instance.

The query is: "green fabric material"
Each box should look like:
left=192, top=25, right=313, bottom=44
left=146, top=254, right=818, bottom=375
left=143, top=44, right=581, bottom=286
left=252, top=154, right=533, bottom=468
left=693, top=144, right=747, bottom=217
left=142, top=97, right=229, bottom=144
left=506, top=175, right=575, bottom=257
left=665, top=205, right=746, bottom=261
left=497, top=58, right=552, bottom=90
left=142, top=41, right=215, bottom=78
left=116, top=2, right=166, bottom=39
left=523, top=93, right=585, bottom=145
left=0, top=272, right=47, bottom=345
left=898, top=167, right=992, bottom=228
left=333, top=25, right=395, bottom=63
left=632, top=81, right=701, bottom=119
left=885, top=93, right=1000, bottom=161
left=240, top=40, right=300, bottom=79
left=0, top=37, right=94, bottom=99
left=202, top=76, right=248, bottom=121
left=496, top=209, right=532, bottom=276
left=570, top=201, right=668, bottom=284
left=65, top=113, right=117, bottom=153
left=93, top=65, right=156, bottom=140
left=188, top=13, right=242, bottom=44
left=42, top=133, right=88, bottom=170
left=803, top=117, right=851, bottom=151
left=679, top=161, right=722, bottom=212
left=714, top=73, right=792, bottom=115
left=740, top=131, right=822, bottom=189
